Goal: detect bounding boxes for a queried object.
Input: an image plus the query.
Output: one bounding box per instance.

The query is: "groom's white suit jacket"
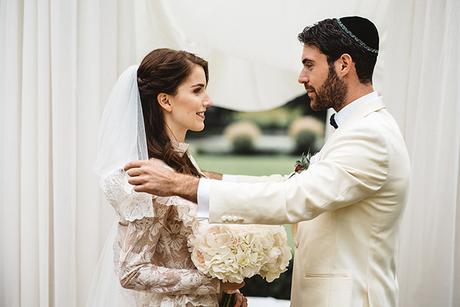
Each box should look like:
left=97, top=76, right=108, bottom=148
left=205, top=96, right=410, bottom=307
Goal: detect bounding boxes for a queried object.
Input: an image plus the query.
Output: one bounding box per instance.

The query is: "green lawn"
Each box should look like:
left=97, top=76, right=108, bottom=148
left=194, top=154, right=296, bottom=176
left=194, top=154, right=297, bottom=252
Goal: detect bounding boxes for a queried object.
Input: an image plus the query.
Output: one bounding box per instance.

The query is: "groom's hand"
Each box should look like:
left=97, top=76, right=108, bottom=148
left=124, top=158, right=199, bottom=202
left=124, top=159, right=175, bottom=196
left=202, top=170, right=223, bottom=180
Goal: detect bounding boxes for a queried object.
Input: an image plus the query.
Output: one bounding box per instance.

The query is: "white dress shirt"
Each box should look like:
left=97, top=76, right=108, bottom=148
left=196, top=175, right=238, bottom=218
left=196, top=91, right=380, bottom=218
left=333, top=91, right=379, bottom=127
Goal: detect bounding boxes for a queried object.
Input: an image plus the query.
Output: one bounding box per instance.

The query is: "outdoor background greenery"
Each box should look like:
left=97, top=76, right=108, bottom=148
left=194, top=154, right=295, bottom=176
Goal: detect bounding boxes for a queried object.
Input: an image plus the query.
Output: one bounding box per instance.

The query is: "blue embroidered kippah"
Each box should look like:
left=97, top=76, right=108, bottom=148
left=335, top=17, right=379, bottom=54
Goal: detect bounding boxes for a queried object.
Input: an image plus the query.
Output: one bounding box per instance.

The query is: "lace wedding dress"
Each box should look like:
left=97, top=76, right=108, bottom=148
left=88, top=149, right=219, bottom=307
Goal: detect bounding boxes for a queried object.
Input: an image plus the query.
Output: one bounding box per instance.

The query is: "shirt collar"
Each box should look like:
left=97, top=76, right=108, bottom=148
left=333, top=91, right=380, bottom=127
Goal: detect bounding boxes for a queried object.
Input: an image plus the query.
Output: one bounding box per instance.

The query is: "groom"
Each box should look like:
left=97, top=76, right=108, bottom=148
left=125, top=17, right=410, bottom=307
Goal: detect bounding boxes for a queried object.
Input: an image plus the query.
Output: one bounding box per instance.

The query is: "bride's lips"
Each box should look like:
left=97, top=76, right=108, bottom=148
left=196, top=111, right=205, bottom=120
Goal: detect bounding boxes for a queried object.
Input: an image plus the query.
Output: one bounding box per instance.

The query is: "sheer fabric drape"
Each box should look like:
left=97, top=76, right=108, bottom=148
left=384, top=0, right=460, bottom=306
left=1, top=0, right=459, bottom=306
left=0, top=0, right=138, bottom=306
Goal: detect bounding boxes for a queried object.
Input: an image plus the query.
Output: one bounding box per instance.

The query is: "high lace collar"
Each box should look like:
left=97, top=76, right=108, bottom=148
left=170, top=139, right=189, bottom=157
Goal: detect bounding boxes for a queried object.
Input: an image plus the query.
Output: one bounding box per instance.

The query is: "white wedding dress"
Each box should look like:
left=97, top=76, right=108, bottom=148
left=89, top=65, right=219, bottom=307
left=87, top=148, right=219, bottom=307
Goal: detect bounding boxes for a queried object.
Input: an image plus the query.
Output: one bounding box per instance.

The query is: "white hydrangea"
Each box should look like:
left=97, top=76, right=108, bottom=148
left=189, top=221, right=292, bottom=284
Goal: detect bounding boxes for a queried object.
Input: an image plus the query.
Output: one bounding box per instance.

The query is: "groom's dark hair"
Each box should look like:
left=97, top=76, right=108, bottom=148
left=298, top=17, right=379, bottom=84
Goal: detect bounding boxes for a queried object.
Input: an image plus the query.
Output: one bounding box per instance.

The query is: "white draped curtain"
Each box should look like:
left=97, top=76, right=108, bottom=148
left=384, top=0, right=460, bottom=306
left=0, top=0, right=138, bottom=306
left=1, top=0, right=459, bottom=306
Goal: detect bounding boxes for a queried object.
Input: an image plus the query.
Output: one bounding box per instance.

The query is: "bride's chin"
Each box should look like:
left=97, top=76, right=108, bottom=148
left=190, top=124, right=205, bottom=132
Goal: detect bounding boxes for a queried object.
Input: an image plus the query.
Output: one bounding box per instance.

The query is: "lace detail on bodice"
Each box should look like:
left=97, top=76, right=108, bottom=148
left=154, top=195, right=199, bottom=233
left=101, top=163, right=219, bottom=306
left=101, top=168, right=154, bottom=222
left=114, top=201, right=219, bottom=306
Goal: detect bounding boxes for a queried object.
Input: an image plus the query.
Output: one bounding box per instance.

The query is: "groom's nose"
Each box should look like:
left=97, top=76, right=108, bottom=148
left=298, top=67, right=310, bottom=85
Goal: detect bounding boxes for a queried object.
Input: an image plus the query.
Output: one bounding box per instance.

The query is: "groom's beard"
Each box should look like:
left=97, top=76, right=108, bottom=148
left=309, top=65, right=347, bottom=112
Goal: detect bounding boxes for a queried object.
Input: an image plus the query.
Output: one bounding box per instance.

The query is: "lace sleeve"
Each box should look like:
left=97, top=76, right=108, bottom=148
left=101, top=169, right=154, bottom=222
left=117, top=203, right=220, bottom=296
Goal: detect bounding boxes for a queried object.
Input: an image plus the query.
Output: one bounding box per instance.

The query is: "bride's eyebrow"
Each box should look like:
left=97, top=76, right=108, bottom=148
left=191, top=83, right=205, bottom=88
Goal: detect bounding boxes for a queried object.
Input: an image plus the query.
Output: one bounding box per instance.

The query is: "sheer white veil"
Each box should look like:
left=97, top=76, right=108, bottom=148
left=85, top=222, right=137, bottom=307
left=87, top=65, right=148, bottom=307
left=94, top=65, right=148, bottom=179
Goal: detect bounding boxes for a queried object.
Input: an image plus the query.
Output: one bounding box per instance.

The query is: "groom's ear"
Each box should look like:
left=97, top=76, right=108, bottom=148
left=336, top=53, right=353, bottom=77
left=157, top=93, right=173, bottom=112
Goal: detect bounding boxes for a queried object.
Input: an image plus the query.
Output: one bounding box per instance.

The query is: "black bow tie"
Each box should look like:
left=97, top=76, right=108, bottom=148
left=330, top=113, right=338, bottom=129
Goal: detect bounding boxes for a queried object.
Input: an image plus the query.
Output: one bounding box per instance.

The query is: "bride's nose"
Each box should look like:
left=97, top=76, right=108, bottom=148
left=203, top=94, right=213, bottom=107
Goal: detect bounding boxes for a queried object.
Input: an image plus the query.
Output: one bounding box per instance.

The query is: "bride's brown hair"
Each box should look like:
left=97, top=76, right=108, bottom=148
left=137, top=48, right=208, bottom=177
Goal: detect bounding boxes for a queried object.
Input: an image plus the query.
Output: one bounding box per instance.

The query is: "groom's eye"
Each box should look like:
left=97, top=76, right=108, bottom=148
left=302, top=60, right=314, bottom=70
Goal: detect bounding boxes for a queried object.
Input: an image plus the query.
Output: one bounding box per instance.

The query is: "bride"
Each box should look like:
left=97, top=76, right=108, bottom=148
left=89, top=48, right=247, bottom=307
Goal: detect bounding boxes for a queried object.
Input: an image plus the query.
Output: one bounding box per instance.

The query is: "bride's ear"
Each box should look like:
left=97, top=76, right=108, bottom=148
left=157, top=93, right=173, bottom=112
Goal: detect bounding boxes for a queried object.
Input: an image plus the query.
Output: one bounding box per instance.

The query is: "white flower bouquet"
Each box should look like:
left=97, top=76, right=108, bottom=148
left=188, top=220, right=292, bottom=305
left=189, top=221, right=292, bottom=283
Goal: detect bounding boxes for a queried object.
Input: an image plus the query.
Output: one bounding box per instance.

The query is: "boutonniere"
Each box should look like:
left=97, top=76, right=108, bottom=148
left=290, top=151, right=312, bottom=178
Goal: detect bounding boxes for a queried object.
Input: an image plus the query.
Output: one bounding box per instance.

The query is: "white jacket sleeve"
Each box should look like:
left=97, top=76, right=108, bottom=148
left=223, top=173, right=291, bottom=183
left=209, top=126, right=389, bottom=225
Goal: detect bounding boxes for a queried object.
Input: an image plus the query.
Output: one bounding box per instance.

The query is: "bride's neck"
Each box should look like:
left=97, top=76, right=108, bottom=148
left=165, top=121, right=186, bottom=143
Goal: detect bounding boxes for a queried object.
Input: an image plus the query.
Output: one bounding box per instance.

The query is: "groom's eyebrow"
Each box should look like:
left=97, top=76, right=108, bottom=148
left=302, top=58, right=314, bottom=65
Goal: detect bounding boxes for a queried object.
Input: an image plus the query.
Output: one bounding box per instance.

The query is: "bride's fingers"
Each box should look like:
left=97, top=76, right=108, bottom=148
left=233, top=293, right=244, bottom=307
left=242, top=295, right=248, bottom=307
